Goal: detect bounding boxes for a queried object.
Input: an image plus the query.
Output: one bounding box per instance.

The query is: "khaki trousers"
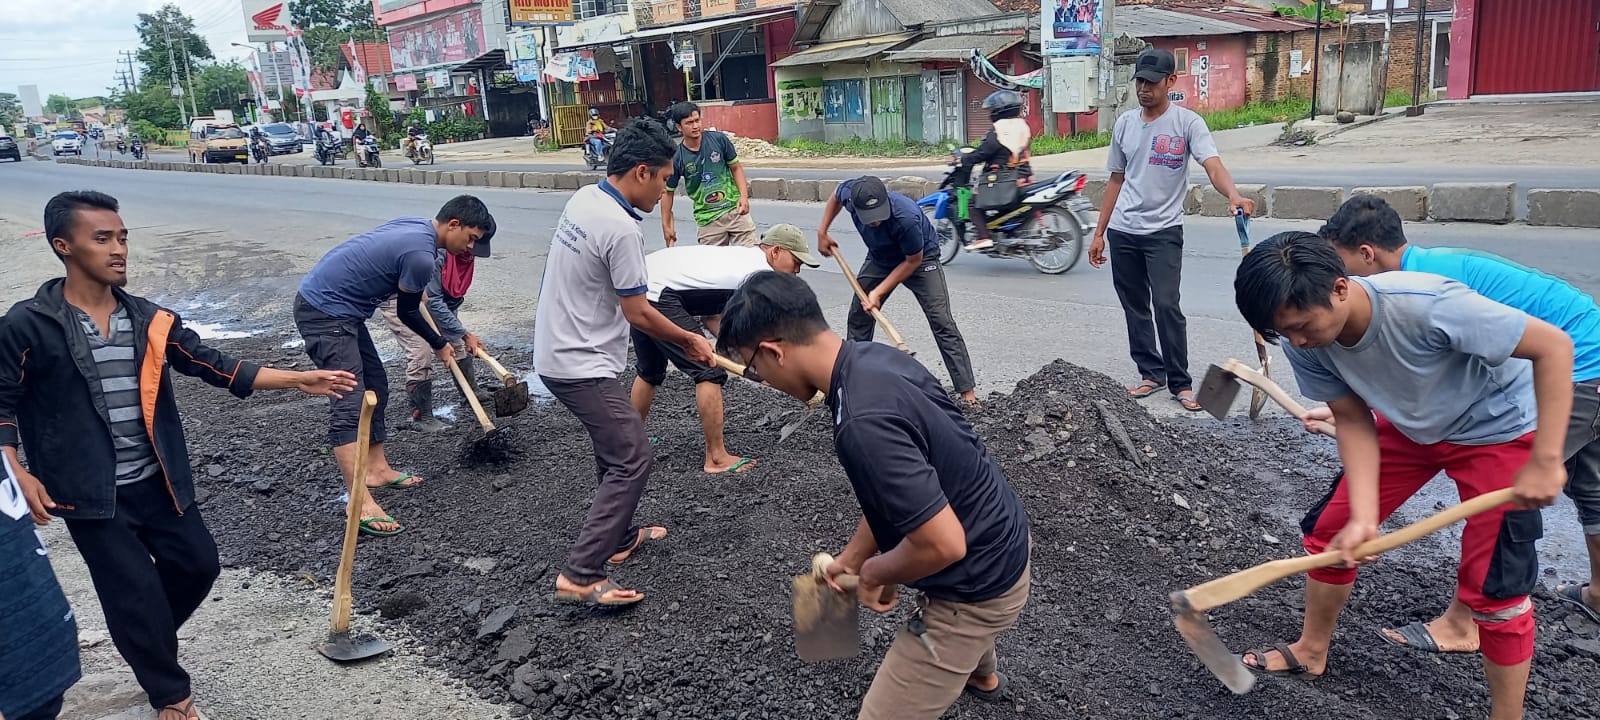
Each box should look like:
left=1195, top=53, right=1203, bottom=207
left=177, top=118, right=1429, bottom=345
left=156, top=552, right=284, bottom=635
left=377, top=297, right=465, bottom=384
left=696, top=210, right=758, bottom=247
left=857, top=560, right=1031, bottom=720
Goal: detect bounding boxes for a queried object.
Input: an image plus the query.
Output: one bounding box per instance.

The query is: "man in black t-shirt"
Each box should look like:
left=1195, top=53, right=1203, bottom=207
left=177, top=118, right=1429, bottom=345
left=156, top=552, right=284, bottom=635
left=716, top=271, right=1031, bottom=719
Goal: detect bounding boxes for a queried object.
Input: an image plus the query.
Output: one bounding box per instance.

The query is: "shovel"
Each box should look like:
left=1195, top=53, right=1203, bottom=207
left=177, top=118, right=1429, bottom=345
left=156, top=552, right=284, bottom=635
left=832, top=252, right=913, bottom=355
left=793, top=552, right=897, bottom=662
left=1172, top=487, right=1513, bottom=694
left=1235, top=212, right=1271, bottom=419
left=421, top=310, right=498, bottom=437
left=473, top=347, right=530, bottom=417
left=1196, top=359, right=1337, bottom=438
left=318, top=390, right=392, bottom=662
left=712, top=353, right=824, bottom=442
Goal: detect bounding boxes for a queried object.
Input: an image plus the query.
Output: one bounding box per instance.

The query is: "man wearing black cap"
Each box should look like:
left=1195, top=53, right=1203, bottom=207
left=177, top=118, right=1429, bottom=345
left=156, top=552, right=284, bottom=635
left=818, top=176, right=980, bottom=408
left=1088, top=48, right=1254, bottom=412
left=295, top=194, right=496, bottom=536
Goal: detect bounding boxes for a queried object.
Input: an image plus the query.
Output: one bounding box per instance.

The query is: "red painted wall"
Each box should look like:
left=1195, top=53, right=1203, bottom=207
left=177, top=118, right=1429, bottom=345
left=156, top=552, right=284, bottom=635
left=764, top=17, right=799, bottom=104
left=700, top=101, right=779, bottom=142
left=1148, top=35, right=1248, bottom=112
left=1455, top=0, right=1600, bottom=97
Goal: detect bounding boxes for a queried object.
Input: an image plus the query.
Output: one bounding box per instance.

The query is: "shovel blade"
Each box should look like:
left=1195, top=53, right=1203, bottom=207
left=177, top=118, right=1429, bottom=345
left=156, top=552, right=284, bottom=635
left=778, top=406, right=816, bottom=443
left=793, top=574, right=859, bottom=662
left=1172, top=594, right=1255, bottom=695
left=493, top=381, right=530, bottom=417
left=1195, top=365, right=1242, bottom=421
left=318, top=631, right=392, bottom=663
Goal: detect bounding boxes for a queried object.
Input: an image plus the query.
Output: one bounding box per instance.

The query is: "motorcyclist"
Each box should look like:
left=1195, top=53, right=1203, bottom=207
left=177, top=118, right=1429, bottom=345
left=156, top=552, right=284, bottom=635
left=316, top=124, right=340, bottom=161
left=352, top=124, right=375, bottom=164
left=249, top=125, right=268, bottom=161
left=585, top=108, right=609, bottom=159
left=128, top=135, right=143, bottom=158
left=404, top=121, right=424, bottom=158
left=958, top=90, right=1034, bottom=251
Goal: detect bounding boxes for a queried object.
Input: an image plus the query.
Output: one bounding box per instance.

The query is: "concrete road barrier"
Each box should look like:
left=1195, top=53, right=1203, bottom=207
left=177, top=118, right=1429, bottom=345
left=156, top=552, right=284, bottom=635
left=1198, top=184, right=1266, bottom=217
left=1528, top=189, right=1600, bottom=228
left=487, top=171, right=506, bottom=187
left=786, top=179, right=820, bottom=203
left=525, top=172, right=556, bottom=189
left=1430, top=182, right=1515, bottom=224
left=466, top=171, right=489, bottom=186
left=554, top=172, right=581, bottom=190
left=750, top=177, right=785, bottom=201
left=886, top=176, right=929, bottom=201
left=422, top=170, right=439, bottom=185
left=1270, top=186, right=1344, bottom=220
left=578, top=172, right=602, bottom=188
left=816, top=180, right=840, bottom=203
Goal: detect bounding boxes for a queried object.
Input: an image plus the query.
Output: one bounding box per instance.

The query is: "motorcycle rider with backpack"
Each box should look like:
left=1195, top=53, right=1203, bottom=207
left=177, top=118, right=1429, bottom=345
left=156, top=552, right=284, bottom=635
left=585, top=108, right=610, bottom=159
left=959, top=91, right=1033, bottom=252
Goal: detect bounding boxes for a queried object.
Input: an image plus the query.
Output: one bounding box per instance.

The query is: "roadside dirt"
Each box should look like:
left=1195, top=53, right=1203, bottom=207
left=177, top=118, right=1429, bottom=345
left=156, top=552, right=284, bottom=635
left=164, top=335, right=1600, bottom=720
left=1255, top=101, right=1600, bottom=168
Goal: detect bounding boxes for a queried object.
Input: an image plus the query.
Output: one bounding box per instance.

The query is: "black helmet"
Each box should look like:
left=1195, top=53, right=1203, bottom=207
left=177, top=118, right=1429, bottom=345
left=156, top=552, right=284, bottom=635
left=982, top=90, right=1023, bottom=121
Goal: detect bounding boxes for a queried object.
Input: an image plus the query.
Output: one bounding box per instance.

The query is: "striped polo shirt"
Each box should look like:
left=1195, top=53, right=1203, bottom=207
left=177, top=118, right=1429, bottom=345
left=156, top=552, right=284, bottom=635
left=74, top=304, right=159, bottom=485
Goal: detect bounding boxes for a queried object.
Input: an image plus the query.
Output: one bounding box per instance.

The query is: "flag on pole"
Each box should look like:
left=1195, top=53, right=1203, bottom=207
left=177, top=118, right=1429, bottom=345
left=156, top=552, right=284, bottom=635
left=347, top=37, right=367, bottom=86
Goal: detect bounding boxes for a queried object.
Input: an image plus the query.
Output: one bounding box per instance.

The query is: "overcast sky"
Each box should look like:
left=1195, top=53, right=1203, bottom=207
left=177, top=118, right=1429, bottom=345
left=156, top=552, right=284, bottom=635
left=0, top=0, right=265, bottom=103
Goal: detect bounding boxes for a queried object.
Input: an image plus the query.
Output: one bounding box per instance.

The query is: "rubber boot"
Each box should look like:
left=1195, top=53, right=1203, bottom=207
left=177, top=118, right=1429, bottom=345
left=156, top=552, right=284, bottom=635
left=407, top=381, right=449, bottom=432
left=456, top=357, right=495, bottom=403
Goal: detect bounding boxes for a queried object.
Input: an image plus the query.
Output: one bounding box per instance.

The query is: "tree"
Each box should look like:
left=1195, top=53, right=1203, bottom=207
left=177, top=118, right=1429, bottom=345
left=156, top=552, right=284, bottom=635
left=120, top=86, right=184, bottom=129
left=134, top=4, right=214, bottom=95
left=46, top=94, right=78, bottom=118
left=290, top=0, right=377, bottom=32
left=1, top=93, right=24, bottom=128
left=194, top=63, right=252, bottom=119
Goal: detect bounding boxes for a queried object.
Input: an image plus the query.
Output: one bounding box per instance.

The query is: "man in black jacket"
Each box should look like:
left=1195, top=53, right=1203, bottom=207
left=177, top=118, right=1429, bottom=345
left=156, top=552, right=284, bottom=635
left=0, top=191, right=356, bottom=720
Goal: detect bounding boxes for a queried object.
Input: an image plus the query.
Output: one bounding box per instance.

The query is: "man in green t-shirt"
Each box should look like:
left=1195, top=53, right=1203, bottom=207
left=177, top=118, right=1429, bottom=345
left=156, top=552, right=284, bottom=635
left=660, top=102, right=756, bottom=248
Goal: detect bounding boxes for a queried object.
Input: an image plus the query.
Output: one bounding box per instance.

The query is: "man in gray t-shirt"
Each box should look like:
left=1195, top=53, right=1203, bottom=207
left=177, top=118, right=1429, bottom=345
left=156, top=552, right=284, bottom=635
left=1088, top=48, right=1253, bottom=411
left=1230, top=232, right=1573, bottom=720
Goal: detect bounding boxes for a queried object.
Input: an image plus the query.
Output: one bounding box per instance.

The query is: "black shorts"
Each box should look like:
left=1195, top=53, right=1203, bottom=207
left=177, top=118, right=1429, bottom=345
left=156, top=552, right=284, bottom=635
left=633, top=289, right=730, bottom=387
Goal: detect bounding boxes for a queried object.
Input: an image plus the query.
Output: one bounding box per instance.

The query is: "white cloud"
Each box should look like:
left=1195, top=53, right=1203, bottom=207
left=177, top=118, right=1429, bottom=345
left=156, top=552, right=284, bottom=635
left=0, top=0, right=254, bottom=101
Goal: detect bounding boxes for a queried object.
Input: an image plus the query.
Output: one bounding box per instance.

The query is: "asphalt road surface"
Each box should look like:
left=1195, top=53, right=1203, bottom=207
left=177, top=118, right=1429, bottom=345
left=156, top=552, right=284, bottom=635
left=2, top=160, right=1595, bottom=578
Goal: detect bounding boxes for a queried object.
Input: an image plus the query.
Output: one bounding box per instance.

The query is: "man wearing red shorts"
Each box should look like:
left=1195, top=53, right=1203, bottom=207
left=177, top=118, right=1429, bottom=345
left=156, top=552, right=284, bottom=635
left=1231, top=232, right=1573, bottom=720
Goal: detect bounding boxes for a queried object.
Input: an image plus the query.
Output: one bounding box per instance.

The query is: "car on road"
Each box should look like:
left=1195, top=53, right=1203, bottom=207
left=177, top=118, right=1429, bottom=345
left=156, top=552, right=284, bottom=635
left=260, top=123, right=303, bottom=155
left=0, top=134, right=21, bottom=162
left=187, top=118, right=250, bottom=164
left=50, top=132, right=82, bottom=156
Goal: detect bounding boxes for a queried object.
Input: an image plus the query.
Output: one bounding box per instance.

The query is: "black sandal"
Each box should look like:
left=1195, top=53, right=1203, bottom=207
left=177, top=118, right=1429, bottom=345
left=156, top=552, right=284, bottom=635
left=607, top=525, right=667, bottom=566
left=963, top=671, right=1009, bottom=702
left=1377, top=620, right=1476, bottom=655
left=1241, top=643, right=1319, bottom=678
left=1555, top=583, right=1600, bottom=624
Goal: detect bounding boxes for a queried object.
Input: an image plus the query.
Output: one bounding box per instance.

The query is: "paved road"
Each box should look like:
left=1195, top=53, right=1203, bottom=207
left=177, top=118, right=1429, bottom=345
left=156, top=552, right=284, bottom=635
left=2, top=160, right=1595, bottom=577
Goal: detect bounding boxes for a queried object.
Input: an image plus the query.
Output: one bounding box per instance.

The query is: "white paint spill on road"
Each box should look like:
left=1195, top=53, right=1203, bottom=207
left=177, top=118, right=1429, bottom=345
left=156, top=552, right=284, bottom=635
left=434, top=404, right=458, bottom=421
left=188, top=321, right=253, bottom=339
left=281, top=338, right=305, bottom=349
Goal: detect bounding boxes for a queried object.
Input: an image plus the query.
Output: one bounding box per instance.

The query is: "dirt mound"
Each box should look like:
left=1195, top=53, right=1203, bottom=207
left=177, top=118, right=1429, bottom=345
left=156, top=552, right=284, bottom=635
left=179, top=343, right=1600, bottom=719
left=718, top=130, right=812, bottom=159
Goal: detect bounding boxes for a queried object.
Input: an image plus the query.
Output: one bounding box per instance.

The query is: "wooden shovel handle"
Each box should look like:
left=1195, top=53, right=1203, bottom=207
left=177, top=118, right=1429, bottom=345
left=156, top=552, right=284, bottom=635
left=1181, top=488, right=1514, bottom=612
left=472, top=347, right=515, bottom=383
left=714, top=353, right=825, bottom=408
left=1221, top=358, right=1336, bottom=437
left=831, top=252, right=911, bottom=354
left=812, top=553, right=898, bottom=604
left=422, top=306, right=495, bottom=432
left=331, top=391, right=378, bottom=633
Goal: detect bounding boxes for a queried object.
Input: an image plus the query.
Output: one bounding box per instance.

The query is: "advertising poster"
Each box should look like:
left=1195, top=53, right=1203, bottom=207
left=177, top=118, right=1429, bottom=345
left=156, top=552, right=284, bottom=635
left=1042, top=0, right=1103, bottom=57
left=777, top=78, right=823, bottom=120
left=511, top=0, right=574, bottom=25
left=388, top=8, right=487, bottom=72
left=543, top=51, right=599, bottom=83
left=243, top=0, right=291, bottom=44
left=395, top=73, right=419, bottom=91
left=509, top=30, right=542, bottom=61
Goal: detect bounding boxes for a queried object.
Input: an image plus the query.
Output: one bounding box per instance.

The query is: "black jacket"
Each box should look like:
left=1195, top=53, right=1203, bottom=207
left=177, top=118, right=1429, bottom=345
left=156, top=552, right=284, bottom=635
left=0, top=280, right=261, bottom=519
left=960, top=128, right=1034, bottom=180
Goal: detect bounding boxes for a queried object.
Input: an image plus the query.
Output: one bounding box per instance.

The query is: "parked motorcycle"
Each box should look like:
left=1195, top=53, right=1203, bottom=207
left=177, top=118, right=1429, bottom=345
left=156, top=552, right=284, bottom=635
left=582, top=129, right=617, bottom=171
left=916, top=146, right=1091, bottom=275
left=355, top=136, right=382, bottom=168
left=407, top=133, right=435, bottom=165
left=129, top=139, right=145, bottom=160
left=315, top=135, right=339, bottom=166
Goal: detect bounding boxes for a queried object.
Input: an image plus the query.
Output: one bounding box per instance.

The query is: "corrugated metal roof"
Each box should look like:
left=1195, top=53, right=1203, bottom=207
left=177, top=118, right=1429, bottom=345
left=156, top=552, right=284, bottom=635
left=880, top=0, right=1001, bottom=26
left=883, top=34, right=1024, bottom=61
left=1116, top=4, right=1313, bottom=37
left=1163, top=6, right=1318, bottom=32
left=770, top=34, right=917, bottom=67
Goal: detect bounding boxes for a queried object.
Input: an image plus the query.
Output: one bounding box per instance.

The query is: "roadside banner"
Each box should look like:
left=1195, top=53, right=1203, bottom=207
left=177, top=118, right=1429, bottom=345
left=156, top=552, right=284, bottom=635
left=511, top=0, right=574, bottom=25
left=387, top=8, right=487, bottom=73
left=1042, top=0, right=1103, bottom=57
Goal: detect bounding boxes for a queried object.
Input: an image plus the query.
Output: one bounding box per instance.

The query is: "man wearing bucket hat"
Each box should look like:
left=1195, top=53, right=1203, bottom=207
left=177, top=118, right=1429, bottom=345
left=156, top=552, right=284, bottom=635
left=630, top=224, right=819, bottom=475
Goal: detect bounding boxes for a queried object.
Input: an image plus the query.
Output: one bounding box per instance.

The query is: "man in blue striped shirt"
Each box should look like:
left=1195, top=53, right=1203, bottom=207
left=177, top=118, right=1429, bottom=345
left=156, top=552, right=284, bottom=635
left=1316, top=194, right=1600, bottom=651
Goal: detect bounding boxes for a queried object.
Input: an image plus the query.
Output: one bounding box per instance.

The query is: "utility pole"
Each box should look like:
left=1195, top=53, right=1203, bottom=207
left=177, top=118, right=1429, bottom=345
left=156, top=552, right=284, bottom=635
left=1377, top=0, right=1398, bottom=111
left=1309, top=1, right=1324, bottom=118
left=1097, top=0, right=1117, bottom=132
left=1408, top=0, right=1426, bottom=115
left=163, top=19, right=189, bottom=126
left=180, top=38, right=199, bottom=118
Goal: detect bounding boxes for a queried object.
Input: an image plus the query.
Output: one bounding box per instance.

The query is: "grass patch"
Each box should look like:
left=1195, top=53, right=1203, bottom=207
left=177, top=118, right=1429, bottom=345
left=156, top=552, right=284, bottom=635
left=1199, top=97, right=1311, bottom=131
left=775, top=137, right=947, bottom=158
left=1385, top=88, right=1420, bottom=108
left=1030, top=131, right=1112, bottom=155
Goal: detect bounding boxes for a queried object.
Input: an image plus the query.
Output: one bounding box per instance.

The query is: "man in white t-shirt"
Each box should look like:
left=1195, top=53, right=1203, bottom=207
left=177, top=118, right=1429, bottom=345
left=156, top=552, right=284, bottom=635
left=630, top=224, right=819, bottom=475
left=1088, top=48, right=1254, bottom=412
left=534, top=119, right=715, bottom=607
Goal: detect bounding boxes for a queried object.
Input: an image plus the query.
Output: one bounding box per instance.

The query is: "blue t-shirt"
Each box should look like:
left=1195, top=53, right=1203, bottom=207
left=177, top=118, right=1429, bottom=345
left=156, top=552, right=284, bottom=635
left=1401, top=245, right=1600, bottom=383
left=0, top=465, right=80, bottom=719
left=1284, top=272, right=1534, bottom=446
left=299, top=217, right=439, bottom=319
left=834, top=180, right=941, bottom=265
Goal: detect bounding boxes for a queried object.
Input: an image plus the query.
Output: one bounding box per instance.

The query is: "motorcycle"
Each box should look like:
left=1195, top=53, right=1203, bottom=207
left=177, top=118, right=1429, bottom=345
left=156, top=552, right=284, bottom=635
left=916, top=146, right=1092, bottom=275
left=315, top=135, right=340, bottom=166
left=355, top=136, right=382, bottom=168
left=407, top=134, right=435, bottom=165
left=251, top=137, right=270, bottom=164
left=116, top=140, right=127, bottom=154
left=129, top=140, right=144, bottom=160
left=582, top=129, right=616, bottom=171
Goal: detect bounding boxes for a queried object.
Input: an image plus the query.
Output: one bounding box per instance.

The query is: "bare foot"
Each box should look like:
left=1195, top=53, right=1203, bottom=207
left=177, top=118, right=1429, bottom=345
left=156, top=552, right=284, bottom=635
left=554, top=574, right=644, bottom=605
left=704, top=453, right=756, bottom=474
left=365, top=468, right=423, bottom=489
left=158, top=697, right=202, bottom=720
left=1379, top=618, right=1480, bottom=653
left=608, top=526, right=667, bottom=565
left=1241, top=642, right=1328, bottom=676
left=967, top=672, right=1000, bottom=692
left=353, top=498, right=400, bottom=533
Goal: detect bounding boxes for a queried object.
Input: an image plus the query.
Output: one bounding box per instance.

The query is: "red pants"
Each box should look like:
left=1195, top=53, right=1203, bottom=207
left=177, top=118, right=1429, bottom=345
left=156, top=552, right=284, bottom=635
left=1301, top=417, right=1542, bottom=666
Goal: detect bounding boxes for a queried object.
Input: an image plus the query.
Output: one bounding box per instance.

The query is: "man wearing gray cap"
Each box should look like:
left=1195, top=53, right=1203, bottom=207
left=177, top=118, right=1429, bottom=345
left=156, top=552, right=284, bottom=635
left=1088, top=48, right=1254, bottom=412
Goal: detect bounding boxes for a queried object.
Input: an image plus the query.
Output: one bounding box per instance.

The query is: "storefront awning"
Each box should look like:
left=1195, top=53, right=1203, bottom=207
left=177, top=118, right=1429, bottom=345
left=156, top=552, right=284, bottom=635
left=769, top=34, right=917, bottom=68
left=628, top=8, right=794, bottom=43
left=883, top=34, right=1023, bottom=62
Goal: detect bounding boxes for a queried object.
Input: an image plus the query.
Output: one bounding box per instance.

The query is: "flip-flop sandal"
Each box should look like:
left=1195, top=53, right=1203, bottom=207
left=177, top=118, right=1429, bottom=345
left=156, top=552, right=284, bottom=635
left=607, top=526, right=668, bottom=566
left=1555, top=583, right=1600, bottom=624
left=1376, top=620, right=1476, bottom=655
left=1128, top=380, right=1160, bottom=398
left=378, top=472, right=422, bottom=489
left=1174, top=393, right=1203, bottom=412
left=1241, top=643, right=1320, bottom=679
left=555, top=578, right=644, bottom=607
left=714, top=457, right=755, bottom=475
left=963, top=671, right=1008, bottom=703
left=158, top=699, right=204, bottom=720
left=958, top=398, right=983, bottom=412
left=358, top=516, right=405, bottom=537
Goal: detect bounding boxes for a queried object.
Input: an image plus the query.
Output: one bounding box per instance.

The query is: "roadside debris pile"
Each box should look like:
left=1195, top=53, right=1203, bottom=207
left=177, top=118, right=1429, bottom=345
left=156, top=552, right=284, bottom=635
left=718, top=130, right=812, bottom=159
left=181, top=343, right=1600, bottom=719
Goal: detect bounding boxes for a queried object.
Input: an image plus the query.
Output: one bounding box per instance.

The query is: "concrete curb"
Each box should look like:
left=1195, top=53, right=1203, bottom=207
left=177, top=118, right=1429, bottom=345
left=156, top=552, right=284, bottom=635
left=52, top=157, right=1600, bottom=227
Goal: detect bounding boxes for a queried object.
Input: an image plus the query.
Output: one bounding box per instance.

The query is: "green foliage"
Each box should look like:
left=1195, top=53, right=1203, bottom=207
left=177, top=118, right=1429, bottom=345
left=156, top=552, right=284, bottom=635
left=46, top=95, right=81, bottom=119
left=1384, top=88, right=1417, bottom=108
left=194, top=63, right=252, bottom=119
left=774, top=137, right=945, bottom=158
left=364, top=82, right=395, bottom=142
left=1198, top=97, right=1312, bottom=130
left=130, top=120, right=167, bottom=144
left=290, top=0, right=376, bottom=31
left=1031, top=131, right=1112, bottom=155
left=0, top=93, right=21, bottom=128
left=135, top=4, right=213, bottom=91
left=1273, top=3, right=1344, bottom=22
left=120, top=86, right=183, bottom=129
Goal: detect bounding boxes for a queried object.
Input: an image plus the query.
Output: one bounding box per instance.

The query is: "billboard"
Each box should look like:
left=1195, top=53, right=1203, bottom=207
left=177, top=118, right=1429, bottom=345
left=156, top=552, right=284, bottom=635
left=243, top=0, right=292, bottom=43
left=1042, top=0, right=1103, bottom=57
left=372, top=0, right=476, bottom=26
left=512, top=0, right=574, bottom=25
left=387, top=8, right=487, bottom=72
